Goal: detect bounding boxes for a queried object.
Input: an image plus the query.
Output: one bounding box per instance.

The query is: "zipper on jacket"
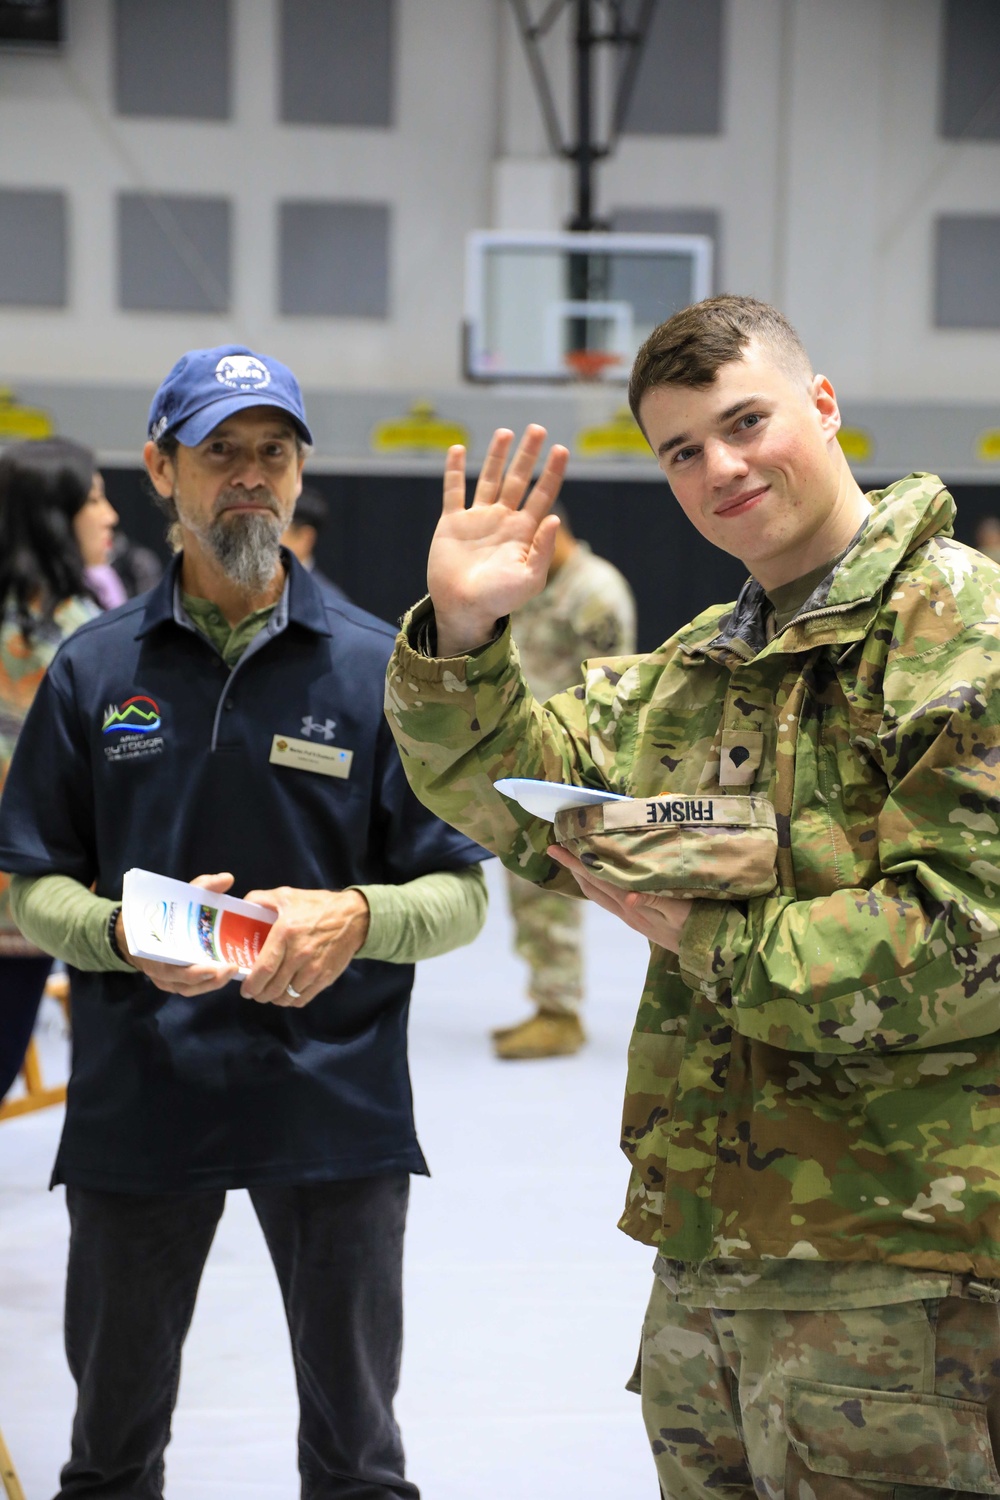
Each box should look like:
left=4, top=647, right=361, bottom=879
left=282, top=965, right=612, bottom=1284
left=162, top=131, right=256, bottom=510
left=723, top=638, right=755, bottom=662
left=770, top=597, right=869, bottom=641
left=685, top=595, right=868, bottom=665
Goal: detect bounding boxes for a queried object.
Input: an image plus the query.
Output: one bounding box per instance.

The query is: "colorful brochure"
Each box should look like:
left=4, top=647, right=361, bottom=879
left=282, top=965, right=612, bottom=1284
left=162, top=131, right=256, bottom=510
left=121, top=868, right=276, bottom=977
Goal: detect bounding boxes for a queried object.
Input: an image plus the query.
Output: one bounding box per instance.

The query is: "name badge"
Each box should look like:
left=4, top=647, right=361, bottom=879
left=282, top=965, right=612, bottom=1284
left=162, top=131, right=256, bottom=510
left=269, top=734, right=353, bottom=779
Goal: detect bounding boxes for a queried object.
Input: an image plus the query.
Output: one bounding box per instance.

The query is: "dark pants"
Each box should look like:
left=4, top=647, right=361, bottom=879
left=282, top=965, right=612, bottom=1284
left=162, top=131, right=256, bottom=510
left=0, top=953, right=52, bottom=1100
left=58, top=1176, right=418, bottom=1500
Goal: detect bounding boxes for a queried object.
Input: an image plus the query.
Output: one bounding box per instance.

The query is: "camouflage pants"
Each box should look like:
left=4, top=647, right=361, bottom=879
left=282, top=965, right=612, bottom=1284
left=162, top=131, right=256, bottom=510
left=505, top=870, right=583, bottom=1014
left=638, top=1274, right=1000, bottom=1498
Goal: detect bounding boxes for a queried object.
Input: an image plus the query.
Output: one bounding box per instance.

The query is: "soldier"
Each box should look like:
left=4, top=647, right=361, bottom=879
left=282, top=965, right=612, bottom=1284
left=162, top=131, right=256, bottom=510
left=280, top=484, right=349, bottom=603
left=975, top=515, right=1000, bottom=566
left=385, top=295, right=1000, bottom=1496
left=495, top=501, right=635, bottom=1059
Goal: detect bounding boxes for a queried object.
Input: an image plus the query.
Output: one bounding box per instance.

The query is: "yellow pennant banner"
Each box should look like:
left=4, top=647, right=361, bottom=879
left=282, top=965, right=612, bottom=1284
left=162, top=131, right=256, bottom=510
left=576, top=408, right=650, bottom=459
left=371, top=401, right=470, bottom=455
left=0, top=388, right=54, bottom=441
left=837, top=427, right=874, bottom=462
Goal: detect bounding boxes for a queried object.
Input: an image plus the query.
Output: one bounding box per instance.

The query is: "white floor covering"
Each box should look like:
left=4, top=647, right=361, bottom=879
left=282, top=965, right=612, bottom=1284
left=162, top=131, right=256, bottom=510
left=0, top=860, right=659, bottom=1497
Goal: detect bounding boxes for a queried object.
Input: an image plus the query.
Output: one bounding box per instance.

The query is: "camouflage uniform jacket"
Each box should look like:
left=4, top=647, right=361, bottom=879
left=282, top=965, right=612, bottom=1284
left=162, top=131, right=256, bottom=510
left=512, top=540, right=636, bottom=703
left=386, top=475, right=1000, bottom=1275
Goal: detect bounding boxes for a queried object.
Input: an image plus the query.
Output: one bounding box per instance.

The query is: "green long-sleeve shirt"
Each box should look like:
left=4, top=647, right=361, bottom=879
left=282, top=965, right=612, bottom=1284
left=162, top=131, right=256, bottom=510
left=9, top=864, right=486, bottom=972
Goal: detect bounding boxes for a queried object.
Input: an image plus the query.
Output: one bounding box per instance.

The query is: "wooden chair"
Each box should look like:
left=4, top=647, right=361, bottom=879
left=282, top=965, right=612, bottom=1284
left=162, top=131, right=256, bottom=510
left=0, top=1424, right=26, bottom=1500
left=0, top=976, right=69, bottom=1493
left=0, top=1036, right=67, bottom=1121
left=0, top=971, right=69, bottom=1122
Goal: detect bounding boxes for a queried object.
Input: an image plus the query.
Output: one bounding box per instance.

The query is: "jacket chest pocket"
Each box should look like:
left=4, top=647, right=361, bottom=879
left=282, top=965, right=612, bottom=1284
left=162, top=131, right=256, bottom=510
left=791, top=693, right=885, bottom=895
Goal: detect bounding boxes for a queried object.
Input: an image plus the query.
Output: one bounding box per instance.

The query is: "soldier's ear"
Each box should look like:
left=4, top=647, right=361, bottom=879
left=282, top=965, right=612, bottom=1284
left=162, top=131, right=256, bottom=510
left=811, top=375, right=841, bottom=439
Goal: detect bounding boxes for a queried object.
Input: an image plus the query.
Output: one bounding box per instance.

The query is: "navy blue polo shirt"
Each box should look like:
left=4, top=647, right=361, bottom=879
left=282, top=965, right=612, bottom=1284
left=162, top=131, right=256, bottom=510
left=0, top=555, right=484, bottom=1192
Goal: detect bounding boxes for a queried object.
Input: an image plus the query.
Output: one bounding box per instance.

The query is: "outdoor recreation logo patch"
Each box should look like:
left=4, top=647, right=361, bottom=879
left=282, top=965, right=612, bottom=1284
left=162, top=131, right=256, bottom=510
left=102, top=696, right=162, bottom=735
left=102, top=695, right=165, bottom=763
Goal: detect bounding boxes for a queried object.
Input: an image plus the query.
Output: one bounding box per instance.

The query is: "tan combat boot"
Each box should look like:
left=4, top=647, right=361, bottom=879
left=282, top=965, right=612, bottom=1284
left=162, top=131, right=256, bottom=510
left=491, top=1012, right=586, bottom=1060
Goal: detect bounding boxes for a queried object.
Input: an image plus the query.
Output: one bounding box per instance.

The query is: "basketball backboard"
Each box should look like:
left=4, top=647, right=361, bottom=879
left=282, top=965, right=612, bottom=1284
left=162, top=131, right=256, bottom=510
left=464, top=230, right=713, bottom=383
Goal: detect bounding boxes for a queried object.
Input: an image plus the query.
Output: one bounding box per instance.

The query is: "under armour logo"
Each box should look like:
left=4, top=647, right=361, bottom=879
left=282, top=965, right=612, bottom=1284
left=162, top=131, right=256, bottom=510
left=301, top=716, right=336, bottom=741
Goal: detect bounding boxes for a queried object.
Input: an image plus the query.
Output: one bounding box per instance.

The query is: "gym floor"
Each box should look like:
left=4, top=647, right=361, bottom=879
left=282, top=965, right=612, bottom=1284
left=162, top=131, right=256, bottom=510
left=0, top=859, right=655, bottom=1497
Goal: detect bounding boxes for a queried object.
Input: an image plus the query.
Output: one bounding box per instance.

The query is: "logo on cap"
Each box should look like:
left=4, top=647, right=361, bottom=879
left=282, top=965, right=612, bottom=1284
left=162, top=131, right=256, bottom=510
left=215, top=355, right=271, bottom=391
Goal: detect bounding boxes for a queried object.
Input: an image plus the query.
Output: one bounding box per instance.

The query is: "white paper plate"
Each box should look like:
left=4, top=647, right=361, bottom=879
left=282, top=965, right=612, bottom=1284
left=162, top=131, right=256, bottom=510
left=493, top=777, right=629, bottom=821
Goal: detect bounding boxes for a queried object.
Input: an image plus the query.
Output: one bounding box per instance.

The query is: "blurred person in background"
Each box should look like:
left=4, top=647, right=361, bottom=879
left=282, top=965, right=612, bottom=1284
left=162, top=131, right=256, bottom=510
left=80, top=552, right=126, bottom=612
left=0, top=437, right=117, bottom=1101
left=109, top=527, right=164, bottom=599
left=281, top=483, right=348, bottom=602
left=974, top=515, right=1000, bottom=565
left=495, top=501, right=635, bottom=1059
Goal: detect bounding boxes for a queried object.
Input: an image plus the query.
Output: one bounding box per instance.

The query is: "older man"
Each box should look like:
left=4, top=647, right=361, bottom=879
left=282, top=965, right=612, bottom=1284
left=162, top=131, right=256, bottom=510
left=0, top=344, right=487, bottom=1499
left=385, top=296, right=1000, bottom=1497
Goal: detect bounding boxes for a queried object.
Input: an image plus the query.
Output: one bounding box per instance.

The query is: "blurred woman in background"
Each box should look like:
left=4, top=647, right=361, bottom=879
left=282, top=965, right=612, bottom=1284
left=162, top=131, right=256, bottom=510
left=0, top=438, right=118, bottom=1101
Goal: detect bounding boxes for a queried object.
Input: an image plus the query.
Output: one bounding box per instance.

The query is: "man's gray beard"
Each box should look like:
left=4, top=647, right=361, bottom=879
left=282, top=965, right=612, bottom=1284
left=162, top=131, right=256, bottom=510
left=183, top=490, right=284, bottom=592
left=204, top=511, right=283, bottom=592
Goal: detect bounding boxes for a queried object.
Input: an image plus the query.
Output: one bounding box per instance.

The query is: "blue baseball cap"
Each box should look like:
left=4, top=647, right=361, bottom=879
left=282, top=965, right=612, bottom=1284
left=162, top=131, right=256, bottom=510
left=147, top=344, right=313, bottom=447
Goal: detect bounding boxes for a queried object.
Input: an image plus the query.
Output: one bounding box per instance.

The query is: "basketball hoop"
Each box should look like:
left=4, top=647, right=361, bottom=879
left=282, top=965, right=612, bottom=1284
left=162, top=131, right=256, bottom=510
left=564, top=349, right=623, bottom=381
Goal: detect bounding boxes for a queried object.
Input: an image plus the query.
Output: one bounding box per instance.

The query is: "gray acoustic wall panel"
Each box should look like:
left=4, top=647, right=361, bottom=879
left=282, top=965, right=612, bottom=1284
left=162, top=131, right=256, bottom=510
left=940, top=0, right=1000, bottom=139
left=934, top=215, right=1000, bottom=328
left=621, top=0, right=723, bottom=136
left=280, top=0, right=394, bottom=126
left=118, top=194, right=231, bottom=313
left=114, top=0, right=230, bottom=119
left=0, top=189, right=67, bottom=306
left=611, top=207, right=722, bottom=291
left=279, top=201, right=389, bottom=317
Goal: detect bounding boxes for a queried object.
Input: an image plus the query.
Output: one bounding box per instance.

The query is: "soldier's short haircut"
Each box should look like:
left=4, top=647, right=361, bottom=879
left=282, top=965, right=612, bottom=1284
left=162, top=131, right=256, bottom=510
left=628, top=295, right=813, bottom=429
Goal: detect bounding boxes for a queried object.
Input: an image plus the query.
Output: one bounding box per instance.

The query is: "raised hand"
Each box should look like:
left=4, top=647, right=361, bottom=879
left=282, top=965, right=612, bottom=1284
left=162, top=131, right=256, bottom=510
left=428, top=425, right=569, bottom=656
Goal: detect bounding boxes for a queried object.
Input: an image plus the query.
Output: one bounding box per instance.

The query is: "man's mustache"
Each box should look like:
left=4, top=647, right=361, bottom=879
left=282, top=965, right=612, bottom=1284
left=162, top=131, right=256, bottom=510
left=213, top=488, right=281, bottom=520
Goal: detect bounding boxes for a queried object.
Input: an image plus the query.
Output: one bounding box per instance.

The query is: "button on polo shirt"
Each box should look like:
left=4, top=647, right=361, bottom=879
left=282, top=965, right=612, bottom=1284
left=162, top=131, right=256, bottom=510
left=0, top=555, right=485, bottom=1192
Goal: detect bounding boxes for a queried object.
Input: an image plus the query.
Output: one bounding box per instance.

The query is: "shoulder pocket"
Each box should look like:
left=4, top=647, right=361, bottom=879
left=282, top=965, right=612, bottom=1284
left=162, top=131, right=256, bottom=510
left=785, top=1376, right=1000, bottom=1491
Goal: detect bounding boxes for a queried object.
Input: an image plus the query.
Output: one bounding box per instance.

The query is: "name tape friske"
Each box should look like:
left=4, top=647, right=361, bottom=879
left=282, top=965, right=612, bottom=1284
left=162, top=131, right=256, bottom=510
left=646, top=798, right=716, bottom=824
left=577, top=793, right=776, bottom=833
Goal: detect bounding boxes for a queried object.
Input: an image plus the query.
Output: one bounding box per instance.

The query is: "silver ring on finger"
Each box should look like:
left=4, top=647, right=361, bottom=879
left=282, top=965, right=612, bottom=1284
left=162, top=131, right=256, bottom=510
left=285, top=983, right=302, bottom=1000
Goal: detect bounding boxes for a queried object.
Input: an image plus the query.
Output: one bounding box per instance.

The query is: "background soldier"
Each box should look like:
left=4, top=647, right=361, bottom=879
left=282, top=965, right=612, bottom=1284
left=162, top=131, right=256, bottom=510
left=280, top=483, right=349, bottom=603
left=495, top=502, right=635, bottom=1059
left=974, top=514, right=1000, bottom=565
left=385, top=296, right=1000, bottom=1496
